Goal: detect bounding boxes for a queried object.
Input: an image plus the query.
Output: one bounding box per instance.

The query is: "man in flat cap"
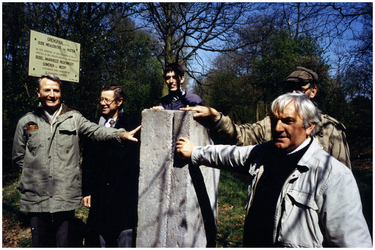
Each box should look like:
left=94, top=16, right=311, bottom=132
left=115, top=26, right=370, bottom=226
left=180, top=66, right=352, bottom=169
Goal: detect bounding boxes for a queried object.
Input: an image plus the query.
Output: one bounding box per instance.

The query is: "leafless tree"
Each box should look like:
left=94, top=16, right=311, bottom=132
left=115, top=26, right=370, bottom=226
left=136, top=3, right=265, bottom=83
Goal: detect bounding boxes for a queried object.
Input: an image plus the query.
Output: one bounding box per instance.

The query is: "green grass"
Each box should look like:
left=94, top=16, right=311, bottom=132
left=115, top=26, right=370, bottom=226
left=216, top=171, right=248, bottom=247
left=2, top=181, right=25, bottom=225
left=18, top=237, right=32, bottom=248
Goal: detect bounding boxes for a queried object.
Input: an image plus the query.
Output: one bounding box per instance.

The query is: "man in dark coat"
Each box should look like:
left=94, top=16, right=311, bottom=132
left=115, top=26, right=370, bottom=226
left=82, top=84, right=141, bottom=247
left=151, top=62, right=203, bottom=110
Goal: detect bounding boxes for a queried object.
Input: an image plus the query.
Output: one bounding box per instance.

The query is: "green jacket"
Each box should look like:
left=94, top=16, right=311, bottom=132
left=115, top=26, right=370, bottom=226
left=213, top=113, right=352, bottom=169
left=12, top=103, right=124, bottom=213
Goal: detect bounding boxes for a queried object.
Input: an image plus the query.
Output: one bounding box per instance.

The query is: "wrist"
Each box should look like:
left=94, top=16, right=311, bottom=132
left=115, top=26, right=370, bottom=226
left=117, top=131, right=126, bottom=141
left=213, top=113, right=222, bottom=124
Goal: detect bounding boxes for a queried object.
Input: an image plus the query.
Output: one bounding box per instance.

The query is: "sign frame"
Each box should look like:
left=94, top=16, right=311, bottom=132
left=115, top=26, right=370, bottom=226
left=28, top=30, right=80, bottom=82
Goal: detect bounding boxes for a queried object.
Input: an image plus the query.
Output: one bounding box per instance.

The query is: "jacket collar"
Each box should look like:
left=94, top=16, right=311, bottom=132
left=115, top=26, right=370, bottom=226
left=295, top=136, right=319, bottom=171
left=34, top=103, right=73, bottom=123
left=99, top=108, right=125, bottom=126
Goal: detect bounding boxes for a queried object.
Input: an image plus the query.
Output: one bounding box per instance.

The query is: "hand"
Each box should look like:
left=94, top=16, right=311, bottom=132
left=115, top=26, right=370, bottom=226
left=179, top=105, right=221, bottom=122
left=150, top=106, right=165, bottom=110
left=82, top=195, right=91, bottom=207
left=121, top=125, right=141, bottom=142
left=176, top=137, right=195, bottom=160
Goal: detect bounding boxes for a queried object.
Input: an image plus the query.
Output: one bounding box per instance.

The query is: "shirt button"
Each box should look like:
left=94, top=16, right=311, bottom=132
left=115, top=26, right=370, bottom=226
left=48, top=156, right=51, bottom=159
left=66, top=150, right=69, bottom=153
left=48, top=137, right=51, bottom=140
left=49, top=176, right=52, bottom=178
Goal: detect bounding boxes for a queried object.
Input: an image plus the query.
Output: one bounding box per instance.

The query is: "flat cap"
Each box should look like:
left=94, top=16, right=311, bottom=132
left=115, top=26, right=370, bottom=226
left=284, top=66, right=318, bottom=83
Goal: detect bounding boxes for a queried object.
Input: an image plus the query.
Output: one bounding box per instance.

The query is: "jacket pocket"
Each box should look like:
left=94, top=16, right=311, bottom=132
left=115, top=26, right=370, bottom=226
left=25, top=129, right=40, bottom=156
left=57, top=126, right=77, bottom=149
left=282, top=190, right=318, bottom=225
left=278, top=190, right=322, bottom=247
left=287, top=190, right=318, bottom=210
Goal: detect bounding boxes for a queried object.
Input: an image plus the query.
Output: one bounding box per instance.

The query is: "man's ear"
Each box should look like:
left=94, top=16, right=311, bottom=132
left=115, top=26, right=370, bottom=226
left=309, top=86, right=318, bottom=99
left=117, top=98, right=124, bottom=107
left=306, top=123, right=316, bottom=137
left=180, top=76, right=185, bottom=84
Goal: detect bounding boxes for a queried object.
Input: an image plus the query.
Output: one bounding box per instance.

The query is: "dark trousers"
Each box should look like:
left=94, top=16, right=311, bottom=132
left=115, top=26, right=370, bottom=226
left=29, top=210, right=74, bottom=247
left=99, top=228, right=134, bottom=247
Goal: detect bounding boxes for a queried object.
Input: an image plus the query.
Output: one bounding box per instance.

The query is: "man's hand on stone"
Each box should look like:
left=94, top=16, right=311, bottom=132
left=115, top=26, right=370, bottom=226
left=180, top=105, right=221, bottom=122
left=150, top=106, right=165, bottom=110
left=176, top=137, right=195, bottom=160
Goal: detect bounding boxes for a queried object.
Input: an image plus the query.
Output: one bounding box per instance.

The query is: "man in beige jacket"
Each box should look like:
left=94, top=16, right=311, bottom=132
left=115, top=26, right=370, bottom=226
left=181, top=67, right=351, bottom=169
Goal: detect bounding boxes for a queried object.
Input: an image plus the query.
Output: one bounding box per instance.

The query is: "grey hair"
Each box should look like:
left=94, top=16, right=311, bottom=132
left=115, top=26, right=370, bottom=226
left=271, top=92, right=321, bottom=128
left=37, top=74, right=62, bottom=90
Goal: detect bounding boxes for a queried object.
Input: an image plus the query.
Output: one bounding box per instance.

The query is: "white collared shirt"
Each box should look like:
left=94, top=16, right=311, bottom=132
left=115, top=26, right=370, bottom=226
left=104, top=117, right=118, bottom=127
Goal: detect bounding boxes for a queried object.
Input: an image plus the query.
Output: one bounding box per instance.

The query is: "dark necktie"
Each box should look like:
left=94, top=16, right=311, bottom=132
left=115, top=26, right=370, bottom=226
left=109, top=119, right=115, bottom=128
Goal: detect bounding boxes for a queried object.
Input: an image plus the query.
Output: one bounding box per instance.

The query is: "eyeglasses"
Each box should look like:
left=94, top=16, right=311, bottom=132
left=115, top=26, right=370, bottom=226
left=99, top=97, right=116, bottom=105
left=284, top=83, right=311, bottom=94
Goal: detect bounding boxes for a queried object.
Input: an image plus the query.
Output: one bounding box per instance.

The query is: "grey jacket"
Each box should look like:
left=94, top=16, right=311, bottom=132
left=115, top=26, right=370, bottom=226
left=213, top=113, right=352, bottom=169
left=12, top=104, right=124, bottom=213
left=191, top=137, right=371, bottom=247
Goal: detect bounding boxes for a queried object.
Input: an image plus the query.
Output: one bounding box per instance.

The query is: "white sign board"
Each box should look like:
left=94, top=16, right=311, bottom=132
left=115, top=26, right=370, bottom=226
left=28, top=30, right=80, bottom=82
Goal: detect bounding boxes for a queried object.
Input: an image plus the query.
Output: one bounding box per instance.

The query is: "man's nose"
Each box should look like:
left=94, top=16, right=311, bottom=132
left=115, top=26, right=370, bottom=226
left=275, top=120, right=284, bottom=131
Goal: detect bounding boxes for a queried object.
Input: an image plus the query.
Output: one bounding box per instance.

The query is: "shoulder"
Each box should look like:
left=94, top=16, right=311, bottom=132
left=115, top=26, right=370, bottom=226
left=185, top=91, right=203, bottom=101
left=314, top=114, right=346, bottom=137
left=61, top=103, right=77, bottom=115
left=15, top=112, right=36, bottom=128
left=308, top=139, right=350, bottom=175
left=18, top=111, right=35, bottom=121
left=320, top=114, right=346, bottom=131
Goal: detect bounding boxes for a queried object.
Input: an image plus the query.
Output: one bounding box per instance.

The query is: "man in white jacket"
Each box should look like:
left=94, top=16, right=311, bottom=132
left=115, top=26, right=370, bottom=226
left=176, top=92, right=371, bottom=247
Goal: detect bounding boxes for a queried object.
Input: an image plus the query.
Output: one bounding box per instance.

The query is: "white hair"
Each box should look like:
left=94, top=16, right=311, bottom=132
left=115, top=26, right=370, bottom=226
left=271, top=92, right=321, bottom=128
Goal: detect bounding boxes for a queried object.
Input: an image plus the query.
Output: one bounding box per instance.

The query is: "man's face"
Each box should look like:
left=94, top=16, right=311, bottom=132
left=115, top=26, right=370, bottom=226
left=165, top=71, right=184, bottom=91
left=284, top=82, right=317, bottom=99
left=100, top=90, right=121, bottom=118
left=270, top=101, right=314, bottom=152
left=37, top=78, right=61, bottom=112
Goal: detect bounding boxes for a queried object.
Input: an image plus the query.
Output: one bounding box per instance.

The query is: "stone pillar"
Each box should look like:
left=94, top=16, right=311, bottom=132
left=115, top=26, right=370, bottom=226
left=136, top=110, right=220, bottom=247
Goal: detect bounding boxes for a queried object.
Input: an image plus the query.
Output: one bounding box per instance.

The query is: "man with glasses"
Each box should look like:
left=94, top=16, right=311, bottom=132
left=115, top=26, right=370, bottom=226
left=151, top=62, right=203, bottom=110
left=180, top=67, right=351, bottom=169
left=82, top=84, right=141, bottom=247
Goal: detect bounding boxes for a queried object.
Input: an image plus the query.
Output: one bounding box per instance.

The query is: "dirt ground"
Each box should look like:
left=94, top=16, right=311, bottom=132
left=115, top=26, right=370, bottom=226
left=2, top=217, right=31, bottom=248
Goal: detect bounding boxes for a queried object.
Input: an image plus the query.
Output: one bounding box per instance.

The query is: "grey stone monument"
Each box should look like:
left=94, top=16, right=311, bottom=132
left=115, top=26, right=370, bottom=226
left=136, top=109, right=220, bottom=247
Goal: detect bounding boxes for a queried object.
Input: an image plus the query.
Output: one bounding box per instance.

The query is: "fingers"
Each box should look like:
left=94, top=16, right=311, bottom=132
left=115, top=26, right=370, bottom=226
left=132, top=125, right=142, bottom=134
left=175, top=137, right=194, bottom=160
left=179, top=106, right=201, bottom=112
left=177, top=137, right=188, bottom=143
left=123, top=125, right=142, bottom=142
left=150, top=106, right=164, bottom=110
left=82, top=196, right=91, bottom=207
left=126, top=133, right=139, bottom=142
